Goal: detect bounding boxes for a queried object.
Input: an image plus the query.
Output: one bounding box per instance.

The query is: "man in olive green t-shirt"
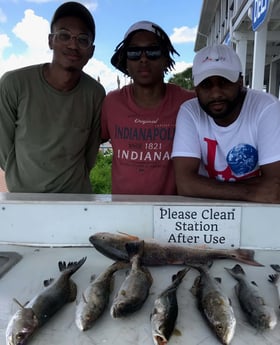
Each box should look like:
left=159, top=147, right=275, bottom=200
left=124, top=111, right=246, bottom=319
left=0, top=2, right=105, bottom=193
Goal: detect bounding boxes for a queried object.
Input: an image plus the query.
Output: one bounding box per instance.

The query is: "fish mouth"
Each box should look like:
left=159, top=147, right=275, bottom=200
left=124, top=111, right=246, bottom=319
left=153, top=335, right=168, bottom=345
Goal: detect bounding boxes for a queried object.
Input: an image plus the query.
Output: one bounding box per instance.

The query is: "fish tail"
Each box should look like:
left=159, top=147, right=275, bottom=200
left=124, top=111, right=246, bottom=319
left=268, top=273, right=280, bottom=284
left=271, top=264, right=280, bottom=273
left=230, top=248, right=263, bottom=267
left=224, top=264, right=245, bottom=280
left=125, top=240, right=144, bottom=259
left=58, top=257, right=87, bottom=276
left=172, top=266, right=190, bottom=286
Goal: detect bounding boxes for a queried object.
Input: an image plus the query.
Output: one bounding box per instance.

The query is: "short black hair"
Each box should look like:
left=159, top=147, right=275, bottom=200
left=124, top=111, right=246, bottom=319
left=111, top=22, right=179, bottom=75
left=50, top=1, right=95, bottom=41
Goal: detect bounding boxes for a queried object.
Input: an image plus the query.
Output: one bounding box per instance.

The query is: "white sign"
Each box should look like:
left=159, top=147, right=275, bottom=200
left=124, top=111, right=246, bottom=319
left=154, top=206, right=241, bottom=249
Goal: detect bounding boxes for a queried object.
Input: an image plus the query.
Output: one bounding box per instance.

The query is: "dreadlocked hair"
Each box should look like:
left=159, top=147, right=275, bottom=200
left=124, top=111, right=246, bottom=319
left=114, top=24, right=179, bottom=75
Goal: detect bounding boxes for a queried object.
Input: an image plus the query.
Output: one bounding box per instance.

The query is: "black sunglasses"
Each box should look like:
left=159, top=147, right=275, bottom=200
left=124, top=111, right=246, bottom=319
left=126, top=46, right=162, bottom=61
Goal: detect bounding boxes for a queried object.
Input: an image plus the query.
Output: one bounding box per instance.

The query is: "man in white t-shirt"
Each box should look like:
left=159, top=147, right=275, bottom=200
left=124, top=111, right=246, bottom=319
left=172, top=44, right=280, bottom=203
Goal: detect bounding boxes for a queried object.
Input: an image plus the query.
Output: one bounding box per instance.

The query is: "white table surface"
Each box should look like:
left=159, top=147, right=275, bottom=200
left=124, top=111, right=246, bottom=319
left=1, top=244, right=280, bottom=345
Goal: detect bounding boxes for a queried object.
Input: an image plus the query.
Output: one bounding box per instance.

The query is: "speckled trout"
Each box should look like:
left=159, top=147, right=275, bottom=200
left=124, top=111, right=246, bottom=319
left=191, top=263, right=236, bottom=345
left=75, top=260, right=129, bottom=331
left=89, top=232, right=263, bottom=267
left=6, top=257, right=86, bottom=345
left=110, top=241, right=153, bottom=318
left=226, top=264, right=278, bottom=331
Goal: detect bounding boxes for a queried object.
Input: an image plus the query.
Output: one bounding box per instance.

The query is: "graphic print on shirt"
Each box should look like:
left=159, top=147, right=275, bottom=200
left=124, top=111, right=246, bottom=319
left=204, top=138, right=260, bottom=181
left=114, top=113, right=175, bottom=172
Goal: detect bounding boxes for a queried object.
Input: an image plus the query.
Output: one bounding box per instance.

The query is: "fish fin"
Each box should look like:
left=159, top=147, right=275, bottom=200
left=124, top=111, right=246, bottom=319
left=271, top=264, right=280, bottom=273
left=117, top=231, right=140, bottom=240
left=214, top=277, right=222, bottom=284
left=12, top=298, right=26, bottom=309
left=173, top=328, right=182, bottom=336
left=90, top=274, right=96, bottom=283
left=44, top=278, right=54, bottom=287
left=251, top=280, right=258, bottom=287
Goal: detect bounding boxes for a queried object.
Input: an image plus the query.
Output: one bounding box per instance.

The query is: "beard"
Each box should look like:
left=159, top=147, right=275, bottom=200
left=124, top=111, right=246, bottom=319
left=198, top=88, right=245, bottom=122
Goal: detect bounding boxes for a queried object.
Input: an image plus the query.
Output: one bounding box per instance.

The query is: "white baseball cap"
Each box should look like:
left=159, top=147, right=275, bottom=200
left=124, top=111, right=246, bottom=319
left=192, top=44, right=243, bottom=86
left=123, top=20, right=163, bottom=39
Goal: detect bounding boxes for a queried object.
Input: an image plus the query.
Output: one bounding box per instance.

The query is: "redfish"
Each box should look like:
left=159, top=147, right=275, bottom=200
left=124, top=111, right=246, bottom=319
left=89, top=232, right=263, bottom=267
left=151, top=267, right=190, bottom=345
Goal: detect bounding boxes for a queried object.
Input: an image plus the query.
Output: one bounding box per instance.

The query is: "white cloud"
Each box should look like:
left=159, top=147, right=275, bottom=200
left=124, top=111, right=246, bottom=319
left=0, top=8, right=7, bottom=23
left=13, top=9, right=50, bottom=51
left=0, top=7, right=121, bottom=92
left=170, top=25, right=197, bottom=44
left=83, top=1, right=98, bottom=12
left=0, top=9, right=193, bottom=93
left=173, top=61, right=192, bottom=74
left=0, top=34, right=11, bottom=55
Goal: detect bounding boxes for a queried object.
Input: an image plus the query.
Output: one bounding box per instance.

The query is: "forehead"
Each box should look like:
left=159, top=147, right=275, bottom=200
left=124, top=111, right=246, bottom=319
left=128, top=31, right=160, bottom=46
left=198, top=76, right=236, bottom=85
left=52, top=16, right=91, bottom=35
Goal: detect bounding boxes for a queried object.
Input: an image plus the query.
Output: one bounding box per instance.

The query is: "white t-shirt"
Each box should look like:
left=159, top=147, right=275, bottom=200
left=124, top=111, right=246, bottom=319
left=171, top=89, right=280, bottom=181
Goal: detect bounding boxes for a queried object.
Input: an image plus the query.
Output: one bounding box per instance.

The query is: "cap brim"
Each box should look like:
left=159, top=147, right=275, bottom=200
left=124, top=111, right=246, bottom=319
left=194, top=69, right=240, bottom=86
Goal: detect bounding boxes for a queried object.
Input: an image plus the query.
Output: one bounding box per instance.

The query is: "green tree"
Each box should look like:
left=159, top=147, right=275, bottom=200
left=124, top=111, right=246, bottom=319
left=169, top=66, right=194, bottom=90
left=90, top=150, right=112, bottom=193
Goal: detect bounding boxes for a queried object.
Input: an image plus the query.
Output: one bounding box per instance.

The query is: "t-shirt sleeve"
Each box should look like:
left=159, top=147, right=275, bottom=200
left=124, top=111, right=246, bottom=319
left=0, top=73, right=17, bottom=170
left=171, top=100, right=201, bottom=159
left=257, top=98, right=280, bottom=165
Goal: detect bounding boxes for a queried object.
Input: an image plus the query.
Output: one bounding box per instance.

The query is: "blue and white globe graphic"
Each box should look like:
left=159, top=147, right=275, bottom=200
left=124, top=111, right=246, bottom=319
left=226, top=144, right=258, bottom=176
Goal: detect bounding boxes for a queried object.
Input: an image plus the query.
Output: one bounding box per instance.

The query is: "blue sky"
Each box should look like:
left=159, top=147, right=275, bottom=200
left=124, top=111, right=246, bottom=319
left=0, top=0, right=203, bottom=91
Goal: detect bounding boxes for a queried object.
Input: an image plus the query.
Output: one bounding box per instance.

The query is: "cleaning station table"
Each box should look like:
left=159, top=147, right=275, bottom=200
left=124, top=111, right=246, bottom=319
left=1, top=193, right=280, bottom=345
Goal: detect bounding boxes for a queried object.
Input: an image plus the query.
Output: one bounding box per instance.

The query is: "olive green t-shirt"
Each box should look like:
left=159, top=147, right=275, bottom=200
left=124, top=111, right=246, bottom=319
left=0, top=64, right=105, bottom=193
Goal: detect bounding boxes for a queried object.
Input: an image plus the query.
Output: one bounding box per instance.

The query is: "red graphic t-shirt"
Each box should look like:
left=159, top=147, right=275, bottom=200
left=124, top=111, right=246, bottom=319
left=101, top=84, right=194, bottom=194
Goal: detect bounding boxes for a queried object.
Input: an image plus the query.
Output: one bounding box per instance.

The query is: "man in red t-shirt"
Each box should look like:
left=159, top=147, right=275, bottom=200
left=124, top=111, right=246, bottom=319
left=101, top=21, right=194, bottom=195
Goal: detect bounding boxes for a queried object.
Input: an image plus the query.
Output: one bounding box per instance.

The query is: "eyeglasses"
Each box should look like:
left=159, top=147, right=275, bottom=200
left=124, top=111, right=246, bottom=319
left=126, top=46, right=162, bottom=60
left=51, top=29, right=93, bottom=49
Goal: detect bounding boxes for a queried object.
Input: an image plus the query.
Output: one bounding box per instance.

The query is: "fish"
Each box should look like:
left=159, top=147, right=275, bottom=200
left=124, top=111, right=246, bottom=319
left=191, top=262, right=236, bottom=345
left=268, top=264, right=280, bottom=307
left=110, top=240, right=153, bottom=318
left=75, top=260, right=129, bottom=331
left=89, top=232, right=263, bottom=267
left=225, top=264, right=277, bottom=331
left=151, top=267, right=190, bottom=345
left=6, top=257, right=86, bottom=345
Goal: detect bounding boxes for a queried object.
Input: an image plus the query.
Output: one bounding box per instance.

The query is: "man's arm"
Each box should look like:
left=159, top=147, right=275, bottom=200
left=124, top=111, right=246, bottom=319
left=173, top=157, right=280, bottom=203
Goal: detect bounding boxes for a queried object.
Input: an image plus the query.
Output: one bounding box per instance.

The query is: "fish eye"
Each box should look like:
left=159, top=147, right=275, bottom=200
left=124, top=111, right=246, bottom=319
left=16, top=331, right=27, bottom=342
